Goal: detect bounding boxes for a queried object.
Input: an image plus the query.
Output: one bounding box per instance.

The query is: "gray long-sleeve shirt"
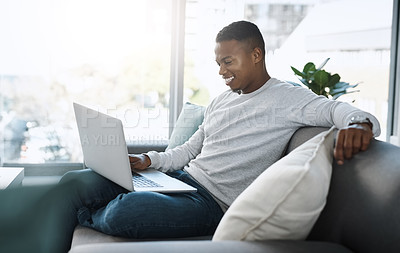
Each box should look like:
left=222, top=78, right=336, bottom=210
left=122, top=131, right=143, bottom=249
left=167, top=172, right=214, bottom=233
left=147, top=78, right=381, bottom=210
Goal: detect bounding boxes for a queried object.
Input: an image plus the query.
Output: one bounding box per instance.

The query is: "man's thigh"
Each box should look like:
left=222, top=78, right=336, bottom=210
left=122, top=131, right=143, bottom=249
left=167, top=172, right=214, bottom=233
left=82, top=190, right=224, bottom=238
left=60, top=168, right=128, bottom=209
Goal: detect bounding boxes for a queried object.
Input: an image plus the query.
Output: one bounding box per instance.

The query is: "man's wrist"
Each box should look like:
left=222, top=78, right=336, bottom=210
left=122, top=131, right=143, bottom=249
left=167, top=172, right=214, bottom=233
left=353, top=122, right=373, bottom=131
left=349, top=116, right=373, bottom=131
left=143, top=154, right=152, bottom=167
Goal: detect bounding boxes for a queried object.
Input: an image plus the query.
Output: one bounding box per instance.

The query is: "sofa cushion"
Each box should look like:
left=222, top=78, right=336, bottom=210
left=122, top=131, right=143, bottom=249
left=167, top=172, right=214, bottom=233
left=167, top=102, right=205, bottom=150
left=71, top=225, right=212, bottom=248
left=71, top=225, right=140, bottom=247
left=213, top=127, right=335, bottom=241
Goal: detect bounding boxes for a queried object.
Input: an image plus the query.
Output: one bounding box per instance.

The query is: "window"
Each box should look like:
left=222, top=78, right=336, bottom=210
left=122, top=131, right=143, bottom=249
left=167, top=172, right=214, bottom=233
left=0, top=0, right=397, bottom=166
left=273, top=0, right=393, bottom=141
left=183, top=0, right=393, bottom=142
left=0, top=0, right=172, bottom=164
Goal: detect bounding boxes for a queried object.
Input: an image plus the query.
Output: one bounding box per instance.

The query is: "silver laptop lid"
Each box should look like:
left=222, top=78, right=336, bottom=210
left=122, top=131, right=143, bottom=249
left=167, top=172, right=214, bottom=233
left=73, top=102, right=134, bottom=191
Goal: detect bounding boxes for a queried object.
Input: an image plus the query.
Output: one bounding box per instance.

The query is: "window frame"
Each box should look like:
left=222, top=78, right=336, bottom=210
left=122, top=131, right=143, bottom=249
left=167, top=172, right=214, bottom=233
left=388, top=0, right=400, bottom=145
left=169, top=0, right=186, bottom=136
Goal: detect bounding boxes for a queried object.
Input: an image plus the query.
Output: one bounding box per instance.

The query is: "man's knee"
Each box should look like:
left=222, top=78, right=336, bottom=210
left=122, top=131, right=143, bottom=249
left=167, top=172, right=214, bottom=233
left=59, top=169, right=102, bottom=186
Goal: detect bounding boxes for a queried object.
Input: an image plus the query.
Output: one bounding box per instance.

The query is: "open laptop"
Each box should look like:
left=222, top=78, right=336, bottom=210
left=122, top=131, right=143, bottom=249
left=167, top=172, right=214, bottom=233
left=73, top=102, right=197, bottom=193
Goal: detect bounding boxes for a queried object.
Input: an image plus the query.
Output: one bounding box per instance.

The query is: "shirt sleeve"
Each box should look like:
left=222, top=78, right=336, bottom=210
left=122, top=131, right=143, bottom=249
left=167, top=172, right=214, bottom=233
left=292, top=86, right=381, bottom=137
left=145, top=123, right=205, bottom=172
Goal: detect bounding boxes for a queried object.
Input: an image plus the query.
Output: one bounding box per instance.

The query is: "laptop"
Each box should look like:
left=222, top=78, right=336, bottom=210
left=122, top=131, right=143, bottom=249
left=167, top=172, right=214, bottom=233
left=73, top=102, right=197, bottom=193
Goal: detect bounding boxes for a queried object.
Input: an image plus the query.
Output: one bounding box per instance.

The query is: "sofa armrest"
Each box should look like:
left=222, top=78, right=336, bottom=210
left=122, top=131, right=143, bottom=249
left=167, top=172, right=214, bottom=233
left=308, top=139, right=400, bottom=253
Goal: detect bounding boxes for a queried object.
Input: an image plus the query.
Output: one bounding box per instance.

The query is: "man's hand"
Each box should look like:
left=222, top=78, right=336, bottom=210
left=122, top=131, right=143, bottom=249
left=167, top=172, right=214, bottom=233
left=334, top=123, right=373, bottom=165
left=129, top=154, right=151, bottom=171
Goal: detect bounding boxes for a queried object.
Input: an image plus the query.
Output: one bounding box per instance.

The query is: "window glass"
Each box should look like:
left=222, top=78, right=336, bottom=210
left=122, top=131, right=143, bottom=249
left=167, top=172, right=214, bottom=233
left=184, top=0, right=392, bottom=141
left=0, top=0, right=172, bottom=163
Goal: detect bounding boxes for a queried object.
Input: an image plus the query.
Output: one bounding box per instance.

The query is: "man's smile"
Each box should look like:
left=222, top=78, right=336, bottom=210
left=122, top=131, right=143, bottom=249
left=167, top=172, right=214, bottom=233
left=224, top=76, right=235, bottom=85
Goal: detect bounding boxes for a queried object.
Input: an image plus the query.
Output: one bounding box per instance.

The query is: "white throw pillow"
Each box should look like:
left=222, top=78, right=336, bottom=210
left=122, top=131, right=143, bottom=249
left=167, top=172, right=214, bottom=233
left=213, top=126, right=336, bottom=241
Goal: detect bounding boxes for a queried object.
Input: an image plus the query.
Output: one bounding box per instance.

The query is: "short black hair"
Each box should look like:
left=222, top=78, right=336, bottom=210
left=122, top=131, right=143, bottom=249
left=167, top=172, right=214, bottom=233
left=216, top=20, right=265, bottom=57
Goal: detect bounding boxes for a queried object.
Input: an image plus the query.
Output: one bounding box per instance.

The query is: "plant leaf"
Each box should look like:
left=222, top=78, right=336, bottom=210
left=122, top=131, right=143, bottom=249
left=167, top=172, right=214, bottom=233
left=309, top=82, right=324, bottom=95
left=290, top=59, right=360, bottom=100
left=314, top=70, right=330, bottom=86
left=303, top=62, right=316, bottom=74
left=317, top=58, right=330, bottom=70
left=330, top=87, right=349, bottom=94
left=332, top=93, right=344, bottom=100
left=290, top=66, right=305, bottom=78
left=327, top=73, right=340, bottom=87
left=332, top=81, right=350, bottom=89
left=286, top=81, right=302, bottom=87
left=300, top=78, right=310, bottom=87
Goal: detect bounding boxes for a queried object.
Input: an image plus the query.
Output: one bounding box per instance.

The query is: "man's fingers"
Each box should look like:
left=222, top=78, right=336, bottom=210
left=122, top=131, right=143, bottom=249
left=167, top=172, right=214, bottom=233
left=130, top=161, right=144, bottom=170
left=352, top=132, right=362, bottom=155
left=128, top=155, right=142, bottom=170
left=128, top=155, right=140, bottom=163
left=334, top=130, right=345, bottom=165
left=343, top=131, right=354, bottom=160
left=361, top=131, right=372, bottom=151
left=334, top=125, right=374, bottom=165
left=129, top=154, right=150, bottom=171
left=129, top=157, right=139, bottom=163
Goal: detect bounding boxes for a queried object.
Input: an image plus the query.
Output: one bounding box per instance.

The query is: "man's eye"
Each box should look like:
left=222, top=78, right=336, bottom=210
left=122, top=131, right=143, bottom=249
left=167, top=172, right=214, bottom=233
left=224, top=61, right=232, bottom=65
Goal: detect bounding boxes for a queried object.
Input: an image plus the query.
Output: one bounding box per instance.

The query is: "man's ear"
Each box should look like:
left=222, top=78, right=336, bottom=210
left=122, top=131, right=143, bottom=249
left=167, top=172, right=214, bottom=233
left=252, top=47, right=263, bottom=64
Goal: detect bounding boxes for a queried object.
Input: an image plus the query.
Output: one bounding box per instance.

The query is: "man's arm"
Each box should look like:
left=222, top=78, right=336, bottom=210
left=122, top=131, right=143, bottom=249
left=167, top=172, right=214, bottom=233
left=129, top=125, right=205, bottom=172
left=288, top=86, right=381, bottom=164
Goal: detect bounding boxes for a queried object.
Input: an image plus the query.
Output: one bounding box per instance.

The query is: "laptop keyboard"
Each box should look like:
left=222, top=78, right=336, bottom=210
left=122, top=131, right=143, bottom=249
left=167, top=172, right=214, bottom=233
left=132, top=172, right=163, bottom=188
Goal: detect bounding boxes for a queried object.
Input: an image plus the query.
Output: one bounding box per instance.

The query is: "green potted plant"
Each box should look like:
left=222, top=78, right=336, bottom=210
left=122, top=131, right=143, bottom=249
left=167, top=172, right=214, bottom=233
left=289, top=58, right=359, bottom=100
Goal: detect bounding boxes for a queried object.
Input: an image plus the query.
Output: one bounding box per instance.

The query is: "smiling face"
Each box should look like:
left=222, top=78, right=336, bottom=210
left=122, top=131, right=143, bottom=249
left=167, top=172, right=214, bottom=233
left=215, top=39, right=264, bottom=94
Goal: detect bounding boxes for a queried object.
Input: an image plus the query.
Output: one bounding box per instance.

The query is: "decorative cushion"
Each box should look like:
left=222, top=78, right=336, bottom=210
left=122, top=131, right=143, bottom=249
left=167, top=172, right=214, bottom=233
left=167, top=102, right=205, bottom=150
left=212, top=127, right=336, bottom=241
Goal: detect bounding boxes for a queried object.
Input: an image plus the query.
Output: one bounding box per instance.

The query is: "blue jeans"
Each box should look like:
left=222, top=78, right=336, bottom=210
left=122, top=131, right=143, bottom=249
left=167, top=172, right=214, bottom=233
left=60, top=169, right=224, bottom=239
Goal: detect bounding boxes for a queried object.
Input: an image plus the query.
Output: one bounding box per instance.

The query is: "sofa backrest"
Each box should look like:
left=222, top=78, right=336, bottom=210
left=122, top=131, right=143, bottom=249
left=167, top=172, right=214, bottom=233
left=284, top=127, right=329, bottom=155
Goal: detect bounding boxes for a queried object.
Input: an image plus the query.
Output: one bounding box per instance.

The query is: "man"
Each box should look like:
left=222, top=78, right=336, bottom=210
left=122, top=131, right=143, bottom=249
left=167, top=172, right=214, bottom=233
left=67, top=20, right=379, bottom=248
left=0, top=21, right=380, bottom=253
left=131, top=20, right=380, bottom=209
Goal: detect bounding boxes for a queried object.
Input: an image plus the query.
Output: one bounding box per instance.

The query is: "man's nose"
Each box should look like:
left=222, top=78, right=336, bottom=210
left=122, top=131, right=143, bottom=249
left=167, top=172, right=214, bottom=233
left=219, top=65, right=226, bottom=76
